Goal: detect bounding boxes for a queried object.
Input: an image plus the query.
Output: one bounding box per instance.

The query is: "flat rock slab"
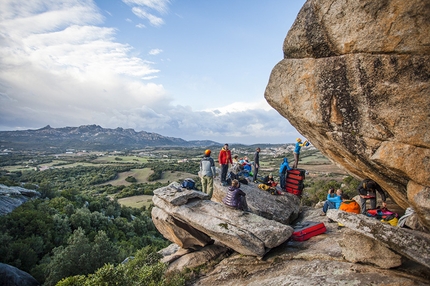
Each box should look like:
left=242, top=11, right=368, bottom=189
left=212, top=179, right=301, bottom=225
left=152, top=183, right=293, bottom=257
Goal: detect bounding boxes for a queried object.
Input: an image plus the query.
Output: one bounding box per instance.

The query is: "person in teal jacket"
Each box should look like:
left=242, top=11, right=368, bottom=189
left=293, top=138, right=309, bottom=169
left=320, top=188, right=343, bottom=215
left=279, top=157, right=291, bottom=190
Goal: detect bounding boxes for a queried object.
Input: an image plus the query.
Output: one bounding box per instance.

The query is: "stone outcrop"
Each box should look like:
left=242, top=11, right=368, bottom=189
left=176, top=207, right=430, bottom=285
left=151, top=183, right=294, bottom=258
left=327, top=209, right=430, bottom=269
left=211, top=179, right=301, bottom=225
left=0, top=184, right=40, bottom=216
left=0, top=263, right=40, bottom=286
left=264, top=0, right=430, bottom=230
left=338, top=228, right=402, bottom=268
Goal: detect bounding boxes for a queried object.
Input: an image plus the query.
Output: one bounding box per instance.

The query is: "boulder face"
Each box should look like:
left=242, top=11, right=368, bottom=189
left=211, top=179, right=301, bottom=225
left=151, top=183, right=294, bottom=258
left=264, top=0, right=430, bottom=230
left=0, top=184, right=41, bottom=216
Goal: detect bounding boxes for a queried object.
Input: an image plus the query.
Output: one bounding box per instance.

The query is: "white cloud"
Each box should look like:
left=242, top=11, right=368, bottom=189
left=136, top=23, right=146, bottom=28
left=148, top=48, right=162, bottom=55
left=131, top=7, right=164, bottom=26
left=204, top=100, right=274, bottom=116
left=122, top=0, right=170, bottom=14
left=0, top=0, right=302, bottom=144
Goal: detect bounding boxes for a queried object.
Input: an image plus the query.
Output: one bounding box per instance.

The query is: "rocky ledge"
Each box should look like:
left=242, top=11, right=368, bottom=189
left=152, top=181, right=430, bottom=285
left=0, top=184, right=40, bottom=216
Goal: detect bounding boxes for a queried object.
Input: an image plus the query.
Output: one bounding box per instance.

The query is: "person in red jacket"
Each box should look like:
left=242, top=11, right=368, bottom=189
left=218, top=143, right=232, bottom=186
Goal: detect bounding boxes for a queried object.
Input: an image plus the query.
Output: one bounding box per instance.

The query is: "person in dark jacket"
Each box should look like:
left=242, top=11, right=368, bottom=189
left=252, top=147, right=260, bottom=183
left=357, top=178, right=387, bottom=214
left=279, top=157, right=291, bottom=190
left=222, top=179, right=248, bottom=211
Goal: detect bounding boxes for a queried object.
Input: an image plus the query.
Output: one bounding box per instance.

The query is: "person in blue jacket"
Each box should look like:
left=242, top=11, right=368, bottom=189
left=293, top=138, right=309, bottom=169
left=279, top=157, right=291, bottom=190
left=320, top=188, right=343, bottom=216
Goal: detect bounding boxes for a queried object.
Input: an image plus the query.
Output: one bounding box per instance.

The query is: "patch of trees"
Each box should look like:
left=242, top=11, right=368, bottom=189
left=125, top=176, right=137, bottom=183
left=0, top=193, right=168, bottom=285
left=56, top=246, right=186, bottom=286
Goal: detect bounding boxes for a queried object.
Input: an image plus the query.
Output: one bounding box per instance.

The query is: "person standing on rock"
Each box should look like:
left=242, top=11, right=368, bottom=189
left=200, top=149, right=216, bottom=199
left=253, top=147, right=261, bottom=183
left=218, top=144, right=232, bottom=186
left=279, top=157, right=291, bottom=190
left=357, top=178, right=387, bottom=214
left=222, top=179, right=248, bottom=211
left=292, top=138, right=309, bottom=169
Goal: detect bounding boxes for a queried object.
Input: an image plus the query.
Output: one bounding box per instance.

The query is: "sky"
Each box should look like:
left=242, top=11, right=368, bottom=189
left=0, top=0, right=307, bottom=144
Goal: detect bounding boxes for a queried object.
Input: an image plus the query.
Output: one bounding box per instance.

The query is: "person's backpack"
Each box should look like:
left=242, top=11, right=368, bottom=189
left=366, top=207, right=398, bottom=220
left=181, top=178, right=195, bottom=189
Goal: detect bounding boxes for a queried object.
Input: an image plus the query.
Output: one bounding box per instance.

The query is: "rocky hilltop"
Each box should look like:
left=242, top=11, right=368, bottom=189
left=0, top=125, right=219, bottom=151
left=265, top=0, right=430, bottom=230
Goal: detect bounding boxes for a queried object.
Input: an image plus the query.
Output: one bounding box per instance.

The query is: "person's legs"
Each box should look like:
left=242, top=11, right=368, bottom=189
left=360, top=197, right=367, bottom=214
left=240, top=196, right=249, bottom=211
left=221, top=164, right=228, bottom=182
left=201, top=176, right=208, bottom=194
left=293, top=153, right=299, bottom=169
left=253, top=165, right=259, bottom=181
left=322, top=200, right=335, bottom=214
left=369, top=197, right=377, bottom=209
left=207, top=176, right=214, bottom=198
left=280, top=173, right=286, bottom=189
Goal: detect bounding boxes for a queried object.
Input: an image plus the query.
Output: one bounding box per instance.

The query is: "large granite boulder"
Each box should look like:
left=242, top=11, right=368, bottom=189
left=151, top=183, right=293, bottom=257
left=190, top=206, right=430, bottom=285
left=264, top=0, right=430, bottom=230
left=212, top=179, right=301, bottom=225
left=327, top=209, right=430, bottom=269
left=0, top=263, right=40, bottom=286
left=0, top=184, right=41, bottom=216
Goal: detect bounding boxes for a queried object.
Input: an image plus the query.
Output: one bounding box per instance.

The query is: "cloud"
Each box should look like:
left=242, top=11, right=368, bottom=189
left=148, top=48, right=162, bottom=55
left=0, top=0, right=302, bottom=144
left=123, top=0, right=170, bottom=27
left=136, top=23, right=146, bottom=28
left=0, top=0, right=169, bottom=129
left=122, top=0, right=170, bottom=14
left=131, top=7, right=164, bottom=26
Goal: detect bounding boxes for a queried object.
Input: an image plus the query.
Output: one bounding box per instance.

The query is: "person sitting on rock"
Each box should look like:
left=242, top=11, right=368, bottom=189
left=222, top=179, right=248, bottom=211
left=320, top=188, right=343, bottom=216
left=339, top=194, right=361, bottom=214
left=263, top=173, right=277, bottom=187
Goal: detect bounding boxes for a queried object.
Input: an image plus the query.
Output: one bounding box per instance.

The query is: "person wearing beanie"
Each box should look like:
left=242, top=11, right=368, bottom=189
left=218, top=144, right=232, bottom=186
left=200, top=149, right=216, bottom=198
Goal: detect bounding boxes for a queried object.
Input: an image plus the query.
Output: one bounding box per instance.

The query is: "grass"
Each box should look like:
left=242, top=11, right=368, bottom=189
left=117, top=195, right=154, bottom=209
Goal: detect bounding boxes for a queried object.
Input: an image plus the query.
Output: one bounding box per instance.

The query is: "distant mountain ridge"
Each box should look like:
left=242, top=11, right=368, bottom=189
left=0, top=125, right=221, bottom=151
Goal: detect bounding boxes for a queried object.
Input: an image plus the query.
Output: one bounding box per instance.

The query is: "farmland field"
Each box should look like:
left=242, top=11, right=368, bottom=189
left=117, top=195, right=153, bottom=209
